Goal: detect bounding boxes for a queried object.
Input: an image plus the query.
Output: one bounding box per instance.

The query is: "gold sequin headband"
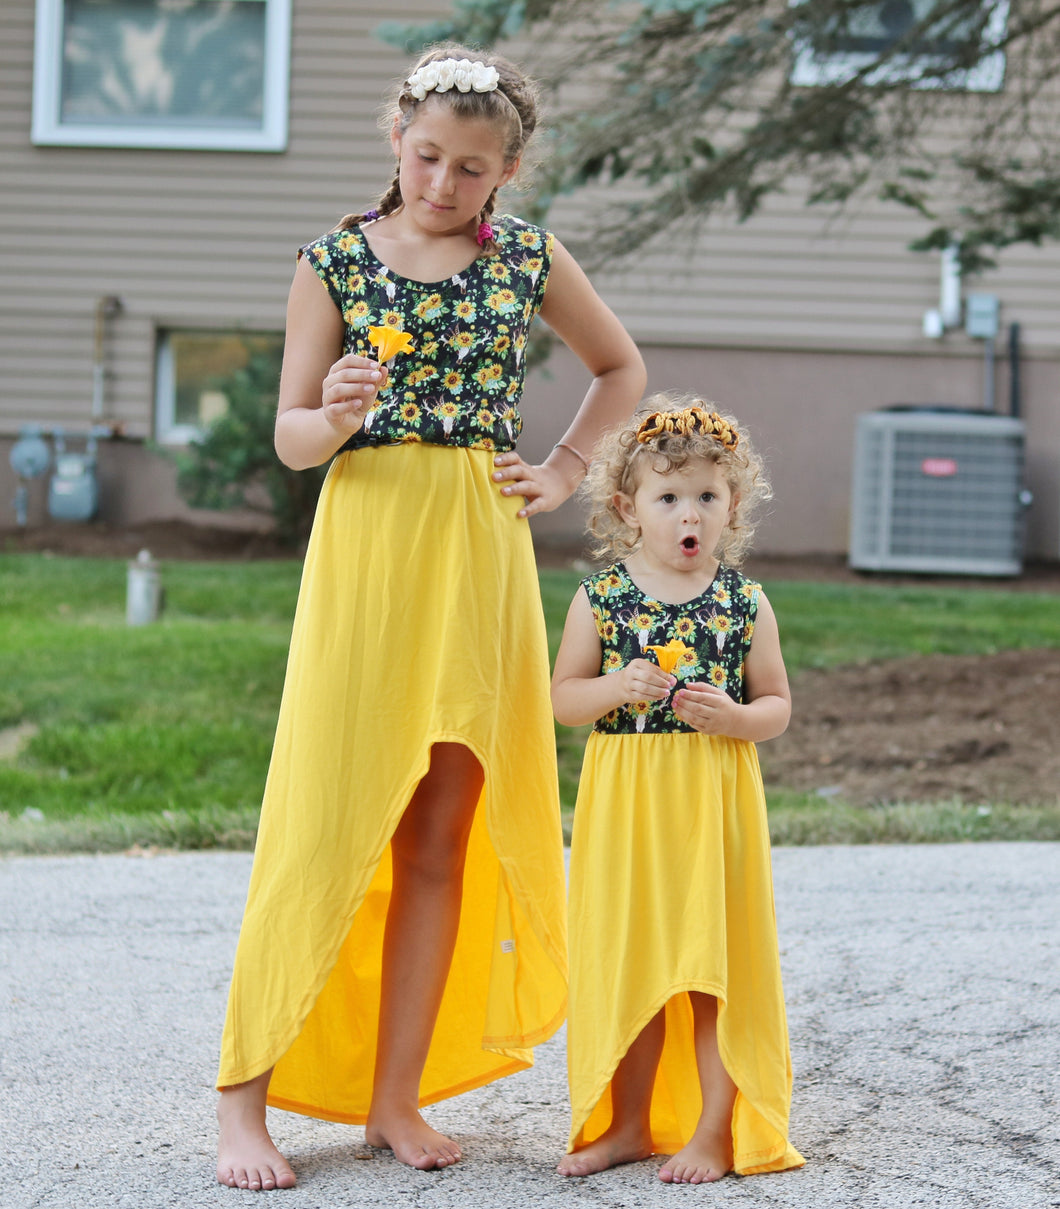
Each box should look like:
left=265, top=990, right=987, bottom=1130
left=635, top=407, right=740, bottom=452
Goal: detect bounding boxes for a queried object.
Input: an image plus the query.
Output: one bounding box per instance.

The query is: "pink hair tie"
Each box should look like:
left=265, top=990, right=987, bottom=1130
left=476, top=221, right=495, bottom=247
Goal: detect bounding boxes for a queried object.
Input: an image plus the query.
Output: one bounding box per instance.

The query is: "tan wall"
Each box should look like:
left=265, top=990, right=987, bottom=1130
left=2, top=0, right=1059, bottom=563
left=0, top=0, right=445, bottom=436
left=519, top=342, right=1060, bottom=563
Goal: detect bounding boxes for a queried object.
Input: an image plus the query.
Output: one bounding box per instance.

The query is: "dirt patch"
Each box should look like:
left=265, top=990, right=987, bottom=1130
left=761, top=648, right=1060, bottom=806
left=5, top=521, right=1060, bottom=807
left=0, top=519, right=301, bottom=562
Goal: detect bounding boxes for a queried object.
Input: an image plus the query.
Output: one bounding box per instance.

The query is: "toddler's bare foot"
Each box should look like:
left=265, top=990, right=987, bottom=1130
left=216, top=1089, right=296, bottom=1191
left=658, top=1129, right=732, bottom=1184
left=557, top=1124, right=654, bottom=1177
left=365, top=1105, right=461, bottom=1170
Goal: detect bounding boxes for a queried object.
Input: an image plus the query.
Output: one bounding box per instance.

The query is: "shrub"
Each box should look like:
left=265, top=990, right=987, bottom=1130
left=173, top=350, right=327, bottom=544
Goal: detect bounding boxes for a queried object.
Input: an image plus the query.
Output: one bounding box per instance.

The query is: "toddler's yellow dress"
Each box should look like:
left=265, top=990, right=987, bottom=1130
left=216, top=217, right=567, bottom=1121
left=567, top=562, right=803, bottom=1173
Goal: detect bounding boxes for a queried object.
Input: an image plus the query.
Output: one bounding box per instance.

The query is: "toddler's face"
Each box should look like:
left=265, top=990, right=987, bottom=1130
left=617, top=457, right=735, bottom=572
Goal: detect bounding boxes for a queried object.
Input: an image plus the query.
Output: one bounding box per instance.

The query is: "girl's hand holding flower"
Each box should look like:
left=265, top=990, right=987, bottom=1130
left=616, top=657, right=675, bottom=706
left=320, top=353, right=388, bottom=437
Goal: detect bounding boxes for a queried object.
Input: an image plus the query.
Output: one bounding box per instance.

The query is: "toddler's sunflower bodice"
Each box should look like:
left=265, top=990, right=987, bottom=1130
left=300, top=216, right=553, bottom=451
left=583, top=562, right=761, bottom=734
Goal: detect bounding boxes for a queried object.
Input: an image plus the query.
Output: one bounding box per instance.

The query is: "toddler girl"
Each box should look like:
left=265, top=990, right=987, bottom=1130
left=552, top=398, right=804, bottom=1182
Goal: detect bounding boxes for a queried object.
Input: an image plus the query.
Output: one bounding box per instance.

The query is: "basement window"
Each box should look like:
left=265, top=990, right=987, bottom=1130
left=155, top=329, right=283, bottom=445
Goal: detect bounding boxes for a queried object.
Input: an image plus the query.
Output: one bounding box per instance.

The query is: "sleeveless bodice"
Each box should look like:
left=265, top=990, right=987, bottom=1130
left=582, top=561, right=761, bottom=734
left=299, top=216, right=553, bottom=451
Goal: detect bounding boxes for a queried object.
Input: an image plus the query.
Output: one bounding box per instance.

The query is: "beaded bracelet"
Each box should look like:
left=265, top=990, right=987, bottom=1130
left=553, top=441, right=591, bottom=476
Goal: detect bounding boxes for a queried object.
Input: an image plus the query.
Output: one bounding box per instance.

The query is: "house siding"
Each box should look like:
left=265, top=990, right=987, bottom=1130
left=2, top=0, right=1058, bottom=561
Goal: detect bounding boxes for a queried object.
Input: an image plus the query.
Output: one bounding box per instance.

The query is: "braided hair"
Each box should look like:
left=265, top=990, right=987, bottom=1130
left=335, top=45, right=540, bottom=257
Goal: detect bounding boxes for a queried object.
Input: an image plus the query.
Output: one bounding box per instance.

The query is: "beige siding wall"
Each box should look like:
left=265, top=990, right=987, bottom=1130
left=2, top=1, right=1058, bottom=561
left=0, top=0, right=443, bottom=438
left=521, top=344, right=1060, bottom=563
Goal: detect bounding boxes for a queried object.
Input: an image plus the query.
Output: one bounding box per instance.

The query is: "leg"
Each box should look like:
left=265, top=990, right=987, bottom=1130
left=659, top=993, right=736, bottom=1184
left=364, top=743, right=482, bottom=1170
left=557, top=1008, right=665, bottom=1176
left=216, top=1067, right=297, bottom=1190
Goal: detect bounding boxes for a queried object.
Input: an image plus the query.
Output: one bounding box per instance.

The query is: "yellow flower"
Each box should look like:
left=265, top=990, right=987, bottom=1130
left=709, top=664, right=727, bottom=687
left=647, top=639, right=693, bottom=675
left=368, top=325, right=415, bottom=362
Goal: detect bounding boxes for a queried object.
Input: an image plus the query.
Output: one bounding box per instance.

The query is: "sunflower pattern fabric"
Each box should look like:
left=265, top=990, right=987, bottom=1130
left=299, top=216, right=552, bottom=451
left=582, top=562, right=761, bottom=734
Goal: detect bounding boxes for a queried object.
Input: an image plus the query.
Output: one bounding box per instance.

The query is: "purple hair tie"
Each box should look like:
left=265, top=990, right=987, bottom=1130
left=476, top=221, right=495, bottom=247
left=364, top=208, right=380, bottom=221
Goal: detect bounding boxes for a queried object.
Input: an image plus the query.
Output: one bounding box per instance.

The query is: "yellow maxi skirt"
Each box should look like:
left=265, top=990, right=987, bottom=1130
left=217, top=444, right=568, bottom=1121
left=566, top=730, right=803, bottom=1174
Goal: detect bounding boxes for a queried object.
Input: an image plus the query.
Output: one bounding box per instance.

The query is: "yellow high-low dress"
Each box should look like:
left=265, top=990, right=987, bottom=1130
left=217, top=217, right=568, bottom=1121
left=566, top=562, right=803, bottom=1173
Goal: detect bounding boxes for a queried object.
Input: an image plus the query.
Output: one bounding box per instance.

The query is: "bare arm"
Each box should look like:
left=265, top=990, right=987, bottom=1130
left=551, top=589, right=675, bottom=728
left=671, top=591, right=791, bottom=741
left=273, top=257, right=388, bottom=470
left=493, top=238, right=646, bottom=517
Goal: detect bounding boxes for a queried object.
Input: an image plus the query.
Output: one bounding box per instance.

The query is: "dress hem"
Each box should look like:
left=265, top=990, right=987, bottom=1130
left=218, top=730, right=567, bottom=1098
left=265, top=1057, right=531, bottom=1124
left=568, top=978, right=801, bottom=1174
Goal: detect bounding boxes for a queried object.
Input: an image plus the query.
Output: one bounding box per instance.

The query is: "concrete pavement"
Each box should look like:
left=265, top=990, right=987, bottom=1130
left=1, top=843, right=1057, bottom=1208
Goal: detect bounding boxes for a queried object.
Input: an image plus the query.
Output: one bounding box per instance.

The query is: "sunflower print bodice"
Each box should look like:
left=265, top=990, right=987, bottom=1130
left=583, top=562, right=761, bottom=735
left=299, top=216, right=553, bottom=452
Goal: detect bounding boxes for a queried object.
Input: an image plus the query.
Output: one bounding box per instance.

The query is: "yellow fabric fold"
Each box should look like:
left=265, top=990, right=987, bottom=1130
left=566, top=731, right=803, bottom=1173
left=218, top=445, right=568, bottom=1120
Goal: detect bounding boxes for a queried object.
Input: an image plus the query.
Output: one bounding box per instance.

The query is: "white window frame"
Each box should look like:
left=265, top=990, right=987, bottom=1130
left=154, top=328, right=283, bottom=446
left=32, top=0, right=291, bottom=151
left=790, top=0, right=1009, bottom=93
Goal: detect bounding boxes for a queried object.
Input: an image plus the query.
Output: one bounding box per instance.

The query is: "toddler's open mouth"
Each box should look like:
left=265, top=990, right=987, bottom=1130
left=681, top=535, right=700, bottom=556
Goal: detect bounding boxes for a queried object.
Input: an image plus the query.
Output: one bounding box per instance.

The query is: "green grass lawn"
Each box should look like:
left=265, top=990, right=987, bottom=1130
left=2, top=554, right=1058, bottom=853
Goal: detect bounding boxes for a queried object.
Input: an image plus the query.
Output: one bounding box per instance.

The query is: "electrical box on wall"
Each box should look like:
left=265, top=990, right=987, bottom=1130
left=849, top=408, right=1028, bottom=576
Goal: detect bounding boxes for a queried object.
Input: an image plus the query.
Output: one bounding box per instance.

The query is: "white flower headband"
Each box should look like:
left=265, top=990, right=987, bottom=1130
left=406, top=58, right=500, bottom=101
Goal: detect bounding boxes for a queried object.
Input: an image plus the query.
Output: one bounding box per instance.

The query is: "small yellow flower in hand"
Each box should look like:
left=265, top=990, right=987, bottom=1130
left=368, top=325, right=415, bottom=364
left=646, top=639, right=693, bottom=676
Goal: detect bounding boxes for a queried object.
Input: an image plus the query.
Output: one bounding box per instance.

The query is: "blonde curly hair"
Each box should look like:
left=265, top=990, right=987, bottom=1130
left=584, top=394, right=772, bottom=566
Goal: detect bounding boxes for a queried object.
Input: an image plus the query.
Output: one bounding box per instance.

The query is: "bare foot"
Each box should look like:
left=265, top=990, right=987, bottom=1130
left=658, top=1130, right=732, bottom=1185
left=365, top=1105, right=461, bottom=1170
left=557, top=1125, right=654, bottom=1177
left=216, top=1088, right=296, bottom=1191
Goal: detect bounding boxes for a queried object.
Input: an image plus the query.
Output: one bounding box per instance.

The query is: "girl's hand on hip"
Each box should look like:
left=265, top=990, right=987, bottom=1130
left=618, top=658, right=675, bottom=705
left=492, top=453, right=569, bottom=518
left=672, top=682, right=737, bottom=735
left=321, top=354, right=387, bottom=436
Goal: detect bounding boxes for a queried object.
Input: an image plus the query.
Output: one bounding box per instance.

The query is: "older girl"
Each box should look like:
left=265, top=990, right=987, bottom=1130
left=215, top=46, right=644, bottom=1190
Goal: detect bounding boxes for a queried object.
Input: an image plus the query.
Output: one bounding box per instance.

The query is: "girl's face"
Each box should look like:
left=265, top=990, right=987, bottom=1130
left=616, top=457, right=736, bottom=573
left=392, top=99, right=518, bottom=238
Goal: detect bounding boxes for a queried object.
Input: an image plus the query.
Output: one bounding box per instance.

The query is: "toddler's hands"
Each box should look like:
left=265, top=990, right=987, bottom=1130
left=321, top=354, right=387, bottom=436
left=617, top=658, right=675, bottom=706
left=492, top=454, right=571, bottom=519
left=673, top=682, right=738, bottom=735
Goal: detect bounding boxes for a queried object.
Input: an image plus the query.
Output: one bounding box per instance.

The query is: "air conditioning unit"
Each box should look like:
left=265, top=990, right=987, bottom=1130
left=849, top=408, right=1028, bottom=576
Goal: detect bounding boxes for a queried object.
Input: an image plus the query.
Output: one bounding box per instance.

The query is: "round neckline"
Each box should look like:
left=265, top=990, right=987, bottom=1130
left=617, top=560, right=724, bottom=608
left=357, top=223, right=487, bottom=288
